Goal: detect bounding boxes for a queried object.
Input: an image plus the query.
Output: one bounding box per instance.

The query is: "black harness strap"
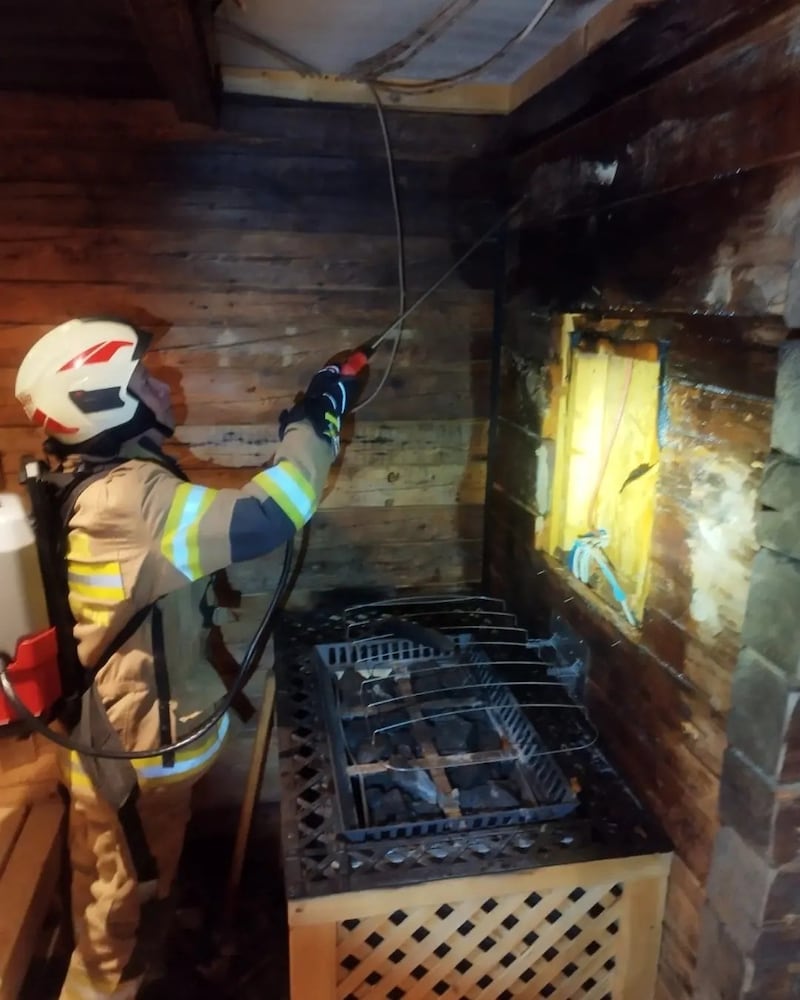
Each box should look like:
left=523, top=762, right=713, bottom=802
left=150, top=605, right=175, bottom=769
left=25, top=453, right=181, bottom=895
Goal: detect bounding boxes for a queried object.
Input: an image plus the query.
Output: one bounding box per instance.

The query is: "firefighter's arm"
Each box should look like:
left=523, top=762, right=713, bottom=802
left=141, top=367, right=358, bottom=595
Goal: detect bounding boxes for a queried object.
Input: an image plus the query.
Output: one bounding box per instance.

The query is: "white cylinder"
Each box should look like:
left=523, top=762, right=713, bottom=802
left=0, top=493, right=49, bottom=658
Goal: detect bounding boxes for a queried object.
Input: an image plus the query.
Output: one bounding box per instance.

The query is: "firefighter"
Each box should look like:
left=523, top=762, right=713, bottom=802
left=13, top=317, right=356, bottom=999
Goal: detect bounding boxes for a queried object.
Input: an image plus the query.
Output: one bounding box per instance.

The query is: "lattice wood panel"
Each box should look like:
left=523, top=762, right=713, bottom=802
left=336, top=881, right=621, bottom=1000
left=288, top=854, right=671, bottom=1000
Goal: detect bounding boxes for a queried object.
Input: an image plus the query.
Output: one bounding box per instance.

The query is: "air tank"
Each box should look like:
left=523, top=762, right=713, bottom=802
left=0, top=492, right=49, bottom=659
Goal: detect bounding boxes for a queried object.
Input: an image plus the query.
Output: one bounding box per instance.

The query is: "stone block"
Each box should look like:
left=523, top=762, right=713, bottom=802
left=719, top=749, right=776, bottom=857
left=744, top=967, right=800, bottom=1000
left=753, top=921, right=800, bottom=974
left=705, top=824, right=773, bottom=953
left=783, top=693, right=800, bottom=783
left=741, top=549, right=800, bottom=682
left=727, top=648, right=793, bottom=778
left=757, top=456, right=800, bottom=560
left=772, top=341, right=800, bottom=460
left=772, top=787, right=800, bottom=866
left=718, top=749, right=800, bottom=865
left=765, top=866, right=800, bottom=922
left=759, top=454, right=800, bottom=511
left=694, top=902, right=748, bottom=1000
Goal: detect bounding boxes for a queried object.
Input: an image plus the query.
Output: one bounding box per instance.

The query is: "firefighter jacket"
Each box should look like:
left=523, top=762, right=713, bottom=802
left=60, top=418, right=333, bottom=795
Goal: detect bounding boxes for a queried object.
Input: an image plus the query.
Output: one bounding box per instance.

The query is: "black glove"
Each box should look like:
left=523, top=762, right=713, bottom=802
left=279, top=365, right=358, bottom=455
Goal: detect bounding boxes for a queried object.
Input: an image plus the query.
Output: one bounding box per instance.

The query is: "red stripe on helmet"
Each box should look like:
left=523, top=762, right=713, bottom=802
left=58, top=340, right=134, bottom=372
left=31, top=408, right=79, bottom=435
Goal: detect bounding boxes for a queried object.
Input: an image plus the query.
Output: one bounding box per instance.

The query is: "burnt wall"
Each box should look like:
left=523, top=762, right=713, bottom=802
left=486, top=7, right=800, bottom=998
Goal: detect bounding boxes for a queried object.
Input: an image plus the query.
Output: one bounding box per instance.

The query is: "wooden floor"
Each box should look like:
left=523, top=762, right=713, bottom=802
left=20, top=805, right=290, bottom=1000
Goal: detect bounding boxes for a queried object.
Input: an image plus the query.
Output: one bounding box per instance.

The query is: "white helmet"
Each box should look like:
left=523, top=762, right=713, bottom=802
left=15, top=318, right=154, bottom=451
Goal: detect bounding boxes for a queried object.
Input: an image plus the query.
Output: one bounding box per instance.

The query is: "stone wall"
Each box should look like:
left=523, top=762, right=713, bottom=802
left=696, top=340, right=800, bottom=999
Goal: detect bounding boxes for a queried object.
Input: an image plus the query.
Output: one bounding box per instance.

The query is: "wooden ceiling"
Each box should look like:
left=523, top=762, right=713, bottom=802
left=216, top=0, right=651, bottom=114
left=0, top=0, right=655, bottom=122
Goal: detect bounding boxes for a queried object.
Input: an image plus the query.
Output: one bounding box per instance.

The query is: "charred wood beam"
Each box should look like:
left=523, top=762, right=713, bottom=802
left=127, top=0, right=219, bottom=125
left=504, top=0, right=800, bottom=156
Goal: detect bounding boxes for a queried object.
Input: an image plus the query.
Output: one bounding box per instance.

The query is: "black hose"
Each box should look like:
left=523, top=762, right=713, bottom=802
left=0, top=538, right=294, bottom=759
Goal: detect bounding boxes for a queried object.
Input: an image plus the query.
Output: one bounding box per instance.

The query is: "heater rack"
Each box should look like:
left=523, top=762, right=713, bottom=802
left=316, top=632, right=582, bottom=843
left=276, top=600, right=673, bottom=1000
left=275, top=600, right=671, bottom=901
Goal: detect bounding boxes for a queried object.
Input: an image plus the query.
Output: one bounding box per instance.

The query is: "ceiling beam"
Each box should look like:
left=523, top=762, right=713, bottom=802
left=222, top=67, right=513, bottom=116
left=127, top=0, right=219, bottom=124
left=220, top=0, right=651, bottom=117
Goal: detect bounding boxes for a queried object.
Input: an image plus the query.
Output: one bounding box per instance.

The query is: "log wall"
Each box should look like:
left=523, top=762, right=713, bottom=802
left=0, top=92, right=499, bottom=606
left=488, top=8, right=800, bottom=997
left=0, top=92, right=499, bottom=812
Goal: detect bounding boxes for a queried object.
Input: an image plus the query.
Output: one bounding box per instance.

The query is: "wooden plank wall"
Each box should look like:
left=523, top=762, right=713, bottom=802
left=488, top=8, right=800, bottom=998
left=0, top=0, right=160, bottom=99
left=0, top=92, right=499, bottom=607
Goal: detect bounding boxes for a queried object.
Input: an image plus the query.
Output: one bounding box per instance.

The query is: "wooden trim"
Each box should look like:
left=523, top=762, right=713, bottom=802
left=221, top=67, right=512, bottom=115
left=538, top=314, right=574, bottom=554
left=0, top=800, right=63, bottom=1000
left=289, top=922, right=337, bottom=1000
left=128, top=0, right=219, bottom=124
left=288, top=852, right=672, bottom=925
left=615, top=869, right=671, bottom=999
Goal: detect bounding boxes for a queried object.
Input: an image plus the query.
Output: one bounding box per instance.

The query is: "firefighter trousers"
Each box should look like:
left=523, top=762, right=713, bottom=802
left=59, top=776, right=195, bottom=1000
left=1, top=716, right=227, bottom=998
left=58, top=711, right=230, bottom=999
left=0, top=729, right=193, bottom=998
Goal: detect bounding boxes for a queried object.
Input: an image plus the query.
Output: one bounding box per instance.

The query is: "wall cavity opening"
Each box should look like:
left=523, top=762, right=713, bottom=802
left=539, top=315, right=665, bottom=625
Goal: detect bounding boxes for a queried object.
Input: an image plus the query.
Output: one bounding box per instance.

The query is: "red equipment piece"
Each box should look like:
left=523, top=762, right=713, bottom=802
left=0, top=627, right=61, bottom=725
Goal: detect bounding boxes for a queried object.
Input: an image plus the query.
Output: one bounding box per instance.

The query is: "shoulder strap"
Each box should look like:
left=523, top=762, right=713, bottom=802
left=25, top=456, right=164, bottom=892
left=24, top=457, right=157, bottom=718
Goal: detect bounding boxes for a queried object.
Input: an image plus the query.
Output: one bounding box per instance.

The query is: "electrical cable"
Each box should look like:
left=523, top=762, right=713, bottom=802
left=370, top=0, right=561, bottom=95
left=348, top=0, right=482, bottom=81
left=216, top=0, right=560, bottom=97
left=353, top=85, right=406, bottom=414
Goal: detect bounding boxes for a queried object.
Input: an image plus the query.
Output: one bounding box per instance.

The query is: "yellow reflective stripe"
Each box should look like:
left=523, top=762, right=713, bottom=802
left=160, top=483, right=217, bottom=580
left=63, top=716, right=229, bottom=791
left=68, top=596, right=113, bottom=627
left=67, top=556, right=125, bottom=604
left=68, top=559, right=122, bottom=579
left=253, top=461, right=317, bottom=530
left=68, top=579, right=125, bottom=602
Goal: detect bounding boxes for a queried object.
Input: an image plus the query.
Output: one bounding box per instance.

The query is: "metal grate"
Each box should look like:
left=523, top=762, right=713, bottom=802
left=315, top=633, right=580, bottom=843
left=276, top=596, right=669, bottom=899
left=278, top=642, right=593, bottom=898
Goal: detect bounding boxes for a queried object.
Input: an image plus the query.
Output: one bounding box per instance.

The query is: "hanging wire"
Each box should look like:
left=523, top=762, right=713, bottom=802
left=371, top=0, right=561, bottom=95
left=347, top=0, right=483, bottom=80
left=352, top=85, right=406, bottom=414
left=217, top=0, right=561, bottom=96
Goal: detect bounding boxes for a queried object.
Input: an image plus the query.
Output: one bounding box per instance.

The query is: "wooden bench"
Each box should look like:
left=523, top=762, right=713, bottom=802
left=0, top=800, right=64, bottom=1000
